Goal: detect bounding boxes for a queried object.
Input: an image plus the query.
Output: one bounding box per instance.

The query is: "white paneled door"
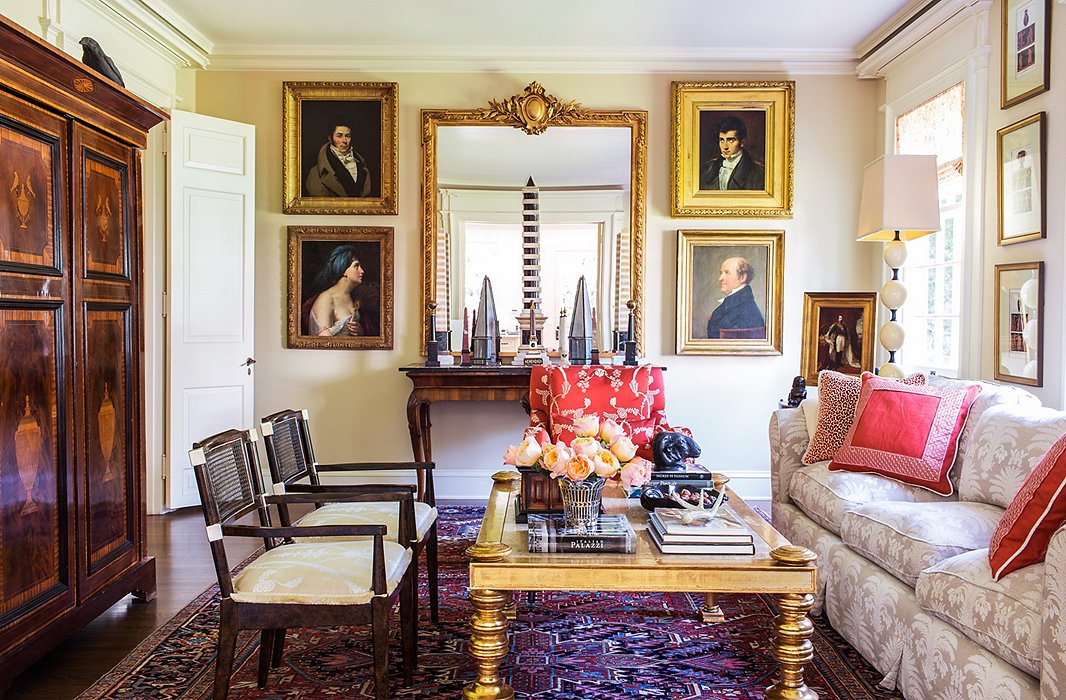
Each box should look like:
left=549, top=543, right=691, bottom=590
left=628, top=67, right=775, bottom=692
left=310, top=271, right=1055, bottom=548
left=166, top=110, right=255, bottom=509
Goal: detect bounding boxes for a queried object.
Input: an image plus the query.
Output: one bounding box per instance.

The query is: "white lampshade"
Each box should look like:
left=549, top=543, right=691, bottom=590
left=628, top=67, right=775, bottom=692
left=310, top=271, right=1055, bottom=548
left=857, top=155, right=941, bottom=241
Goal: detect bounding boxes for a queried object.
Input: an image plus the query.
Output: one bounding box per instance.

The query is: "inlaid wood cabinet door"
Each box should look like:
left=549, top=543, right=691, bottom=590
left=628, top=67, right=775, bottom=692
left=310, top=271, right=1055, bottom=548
left=0, top=92, right=76, bottom=645
left=70, top=124, right=143, bottom=603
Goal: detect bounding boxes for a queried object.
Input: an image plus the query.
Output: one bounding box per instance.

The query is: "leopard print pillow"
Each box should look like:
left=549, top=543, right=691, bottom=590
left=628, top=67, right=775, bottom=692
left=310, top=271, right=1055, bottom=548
left=802, top=369, right=925, bottom=464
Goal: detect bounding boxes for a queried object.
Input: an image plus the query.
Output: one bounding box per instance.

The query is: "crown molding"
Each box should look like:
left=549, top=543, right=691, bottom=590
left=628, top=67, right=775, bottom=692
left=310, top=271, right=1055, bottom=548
left=93, top=0, right=213, bottom=68
left=856, top=0, right=992, bottom=78
left=204, top=45, right=858, bottom=74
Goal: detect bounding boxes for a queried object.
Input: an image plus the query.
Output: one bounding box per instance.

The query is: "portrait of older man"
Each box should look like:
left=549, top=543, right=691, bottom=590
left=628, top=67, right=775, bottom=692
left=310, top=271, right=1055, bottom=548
left=706, top=256, right=766, bottom=339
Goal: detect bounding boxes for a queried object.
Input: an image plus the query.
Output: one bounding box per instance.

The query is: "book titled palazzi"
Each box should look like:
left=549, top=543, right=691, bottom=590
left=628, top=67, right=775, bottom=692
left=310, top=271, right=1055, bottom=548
left=527, top=514, right=637, bottom=554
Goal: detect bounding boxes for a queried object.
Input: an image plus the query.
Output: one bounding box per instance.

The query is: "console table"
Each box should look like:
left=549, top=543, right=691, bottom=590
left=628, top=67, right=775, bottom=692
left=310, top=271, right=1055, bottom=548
left=399, top=365, right=532, bottom=497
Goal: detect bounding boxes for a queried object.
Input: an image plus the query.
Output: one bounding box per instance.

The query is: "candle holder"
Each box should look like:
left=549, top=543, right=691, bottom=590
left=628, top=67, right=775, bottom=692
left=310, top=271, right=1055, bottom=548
left=425, top=301, right=440, bottom=367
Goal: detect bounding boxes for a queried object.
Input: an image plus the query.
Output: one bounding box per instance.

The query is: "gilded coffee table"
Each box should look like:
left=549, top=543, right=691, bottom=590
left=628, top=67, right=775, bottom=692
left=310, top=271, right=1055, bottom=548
left=464, top=471, right=819, bottom=700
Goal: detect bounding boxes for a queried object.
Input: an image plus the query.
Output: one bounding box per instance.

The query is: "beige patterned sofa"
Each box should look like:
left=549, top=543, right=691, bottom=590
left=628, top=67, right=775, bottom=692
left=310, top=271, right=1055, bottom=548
left=769, top=376, right=1066, bottom=699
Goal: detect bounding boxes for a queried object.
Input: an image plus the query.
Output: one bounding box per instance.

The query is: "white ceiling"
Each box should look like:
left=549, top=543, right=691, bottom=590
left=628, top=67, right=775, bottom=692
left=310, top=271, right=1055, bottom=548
left=156, top=0, right=916, bottom=61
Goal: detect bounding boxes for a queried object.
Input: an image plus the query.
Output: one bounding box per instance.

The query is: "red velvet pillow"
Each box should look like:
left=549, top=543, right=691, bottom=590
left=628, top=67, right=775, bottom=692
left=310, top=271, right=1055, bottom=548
left=989, top=433, right=1066, bottom=580
left=803, top=370, right=926, bottom=464
left=828, top=373, right=981, bottom=495
left=548, top=365, right=653, bottom=445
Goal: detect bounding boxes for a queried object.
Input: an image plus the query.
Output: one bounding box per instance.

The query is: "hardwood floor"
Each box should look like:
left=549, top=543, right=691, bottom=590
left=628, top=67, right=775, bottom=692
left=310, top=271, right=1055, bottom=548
left=4, top=508, right=259, bottom=700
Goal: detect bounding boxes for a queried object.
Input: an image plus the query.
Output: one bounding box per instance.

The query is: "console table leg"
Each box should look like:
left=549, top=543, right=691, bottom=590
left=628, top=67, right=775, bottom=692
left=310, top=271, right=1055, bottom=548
left=406, top=395, right=429, bottom=499
left=464, top=587, right=514, bottom=700
left=700, top=592, right=725, bottom=623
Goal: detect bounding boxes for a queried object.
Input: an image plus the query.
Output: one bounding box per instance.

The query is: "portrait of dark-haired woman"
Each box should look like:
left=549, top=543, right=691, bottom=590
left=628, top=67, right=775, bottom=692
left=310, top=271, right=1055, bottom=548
left=299, top=244, right=380, bottom=337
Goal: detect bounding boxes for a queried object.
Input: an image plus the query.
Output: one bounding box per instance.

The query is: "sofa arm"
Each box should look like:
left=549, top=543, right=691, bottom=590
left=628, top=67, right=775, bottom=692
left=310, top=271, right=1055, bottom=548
left=769, top=407, right=809, bottom=505
left=1042, top=523, right=1066, bottom=698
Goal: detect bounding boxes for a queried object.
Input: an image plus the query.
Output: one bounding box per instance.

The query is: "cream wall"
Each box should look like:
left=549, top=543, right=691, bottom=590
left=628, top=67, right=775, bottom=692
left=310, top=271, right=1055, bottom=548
left=194, top=70, right=879, bottom=499
left=981, top=0, right=1065, bottom=408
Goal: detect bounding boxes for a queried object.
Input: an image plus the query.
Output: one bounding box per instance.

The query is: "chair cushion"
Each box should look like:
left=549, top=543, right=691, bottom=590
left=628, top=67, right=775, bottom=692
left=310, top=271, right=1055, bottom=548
left=230, top=540, right=412, bottom=604
left=790, top=462, right=950, bottom=535
left=547, top=365, right=654, bottom=445
left=829, top=373, right=981, bottom=495
left=916, top=549, right=1043, bottom=676
left=958, top=404, right=1066, bottom=509
left=989, top=431, right=1066, bottom=580
left=803, top=370, right=925, bottom=465
left=839, top=501, right=1002, bottom=587
left=296, top=501, right=438, bottom=542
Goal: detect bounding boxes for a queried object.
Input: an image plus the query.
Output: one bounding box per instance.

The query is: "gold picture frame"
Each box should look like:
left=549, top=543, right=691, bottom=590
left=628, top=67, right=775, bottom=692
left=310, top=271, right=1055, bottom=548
left=671, top=81, right=794, bottom=218
left=997, top=112, right=1045, bottom=245
left=994, top=261, right=1043, bottom=386
left=286, top=226, right=394, bottom=350
left=1001, top=0, right=1051, bottom=109
left=676, top=229, right=783, bottom=355
left=800, top=292, right=877, bottom=385
left=283, top=82, right=398, bottom=215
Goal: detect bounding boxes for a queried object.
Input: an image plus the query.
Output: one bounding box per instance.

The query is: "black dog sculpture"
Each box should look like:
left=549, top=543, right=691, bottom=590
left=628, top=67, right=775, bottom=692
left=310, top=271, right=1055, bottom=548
left=652, top=431, right=701, bottom=472
left=786, top=375, right=807, bottom=408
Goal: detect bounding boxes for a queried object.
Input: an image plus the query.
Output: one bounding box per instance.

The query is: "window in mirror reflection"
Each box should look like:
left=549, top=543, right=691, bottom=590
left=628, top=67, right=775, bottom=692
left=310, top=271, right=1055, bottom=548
left=463, top=222, right=601, bottom=351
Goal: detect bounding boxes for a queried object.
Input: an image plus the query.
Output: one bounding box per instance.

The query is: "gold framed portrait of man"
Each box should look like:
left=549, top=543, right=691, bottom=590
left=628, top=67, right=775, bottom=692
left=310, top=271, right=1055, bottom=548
left=283, top=82, right=398, bottom=215
left=672, top=81, right=794, bottom=218
left=799, top=292, right=877, bottom=385
left=675, top=229, right=783, bottom=356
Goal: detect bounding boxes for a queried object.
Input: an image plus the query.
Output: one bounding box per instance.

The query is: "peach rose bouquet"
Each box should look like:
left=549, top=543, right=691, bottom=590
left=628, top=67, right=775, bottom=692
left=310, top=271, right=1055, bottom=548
left=504, top=416, right=654, bottom=489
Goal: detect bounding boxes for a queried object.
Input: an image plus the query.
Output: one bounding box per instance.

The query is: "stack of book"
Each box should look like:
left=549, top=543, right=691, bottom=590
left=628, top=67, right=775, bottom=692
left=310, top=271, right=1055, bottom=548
left=647, top=508, right=755, bottom=555
left=527, top=514, right=637, bottom=553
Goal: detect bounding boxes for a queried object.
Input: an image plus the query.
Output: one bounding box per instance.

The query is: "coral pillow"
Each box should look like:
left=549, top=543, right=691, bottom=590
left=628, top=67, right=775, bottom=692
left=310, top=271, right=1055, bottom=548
left=828, top=373, right=981, bottom=495
left=548, top=365, right=654, bottom=445
left=989, top=433, right=1066, bottom=580
left=802, top=370, right=925, bottom=464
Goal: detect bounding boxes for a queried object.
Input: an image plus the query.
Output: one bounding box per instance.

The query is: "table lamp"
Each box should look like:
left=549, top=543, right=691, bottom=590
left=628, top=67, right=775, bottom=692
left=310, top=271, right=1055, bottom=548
left=857, top=154, right=940, bottom=378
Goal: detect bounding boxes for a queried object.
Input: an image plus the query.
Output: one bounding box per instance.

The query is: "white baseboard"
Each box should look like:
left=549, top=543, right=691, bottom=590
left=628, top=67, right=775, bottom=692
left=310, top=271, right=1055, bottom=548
left=321, top=469, right=772, bottom=502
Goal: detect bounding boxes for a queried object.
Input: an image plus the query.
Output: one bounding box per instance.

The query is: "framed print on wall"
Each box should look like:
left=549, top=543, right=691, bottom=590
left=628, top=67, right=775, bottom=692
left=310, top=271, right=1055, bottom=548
left=1001, top=0, right=1051, bottom=108
left=287, top=226, right=394, bottom=350
left=282, top=82, right=398, bottom=215
left=994, top=261, right=1043, bottom=386
left=799, top=292, right=877, bottom=385
left=671, top=81, right=794, bottom=218
left=997, top=112, right=1045, bottom=245
left=676, top=229, right=783, bottom=355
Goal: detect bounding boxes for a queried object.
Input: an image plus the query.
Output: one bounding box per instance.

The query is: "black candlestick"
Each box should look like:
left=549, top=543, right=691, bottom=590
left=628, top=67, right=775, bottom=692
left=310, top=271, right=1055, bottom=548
left=623, top=300, right=638, bottom=366
left=425, top=301, right=440, bottom=367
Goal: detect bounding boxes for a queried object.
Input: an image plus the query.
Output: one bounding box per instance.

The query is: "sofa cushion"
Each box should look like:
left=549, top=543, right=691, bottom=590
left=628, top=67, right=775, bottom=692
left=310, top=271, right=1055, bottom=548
left=958, top=404, right=1066, bottom=509
left=989, top=431, right=1066, bottom=580
left=802, top=370, right=924, bottom=465
left=839, top=501, right=1002, bottom=587
left=790, top=462, right=950, bottom=535
left=829, top=374, right=981, bottom=496
left=916, top=549, right=1042, bottom=676
left=928, top=375, right=1041, bottom=491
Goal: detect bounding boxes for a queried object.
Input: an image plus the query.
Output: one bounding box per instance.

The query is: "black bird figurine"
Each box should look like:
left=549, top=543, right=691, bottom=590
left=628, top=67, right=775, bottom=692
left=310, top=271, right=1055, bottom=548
left=79, top=37, right=124, bottom=87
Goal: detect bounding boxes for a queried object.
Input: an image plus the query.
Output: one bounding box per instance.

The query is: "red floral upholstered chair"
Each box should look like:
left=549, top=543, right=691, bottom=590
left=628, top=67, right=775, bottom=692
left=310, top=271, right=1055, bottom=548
left=526, top=364, right=689, bottom=462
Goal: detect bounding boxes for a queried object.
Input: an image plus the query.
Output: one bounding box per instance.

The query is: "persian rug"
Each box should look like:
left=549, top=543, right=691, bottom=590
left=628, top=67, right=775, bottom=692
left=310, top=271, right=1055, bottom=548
left=79, top=506, right=901, bottom=699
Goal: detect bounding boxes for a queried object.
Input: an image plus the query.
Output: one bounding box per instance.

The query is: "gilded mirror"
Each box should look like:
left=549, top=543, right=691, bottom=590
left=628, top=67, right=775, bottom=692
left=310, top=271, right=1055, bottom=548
left=421, top=82, right=647, bottom=356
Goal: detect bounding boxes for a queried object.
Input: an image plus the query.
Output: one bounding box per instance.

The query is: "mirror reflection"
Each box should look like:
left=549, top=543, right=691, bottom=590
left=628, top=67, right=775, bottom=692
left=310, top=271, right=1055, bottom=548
left=422, top=88, right=645, bottom=357
left=995, top=262, right=1043, bottom=386
left=436, top=125, right=630, bottom=353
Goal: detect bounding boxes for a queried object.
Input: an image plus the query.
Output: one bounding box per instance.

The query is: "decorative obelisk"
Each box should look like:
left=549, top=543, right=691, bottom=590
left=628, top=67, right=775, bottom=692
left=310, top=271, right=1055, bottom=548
left=471, top=276, right=500, bottom=366
left=515, top=176, right=547, bottom=344
left=568, top=275, right=593, bottom=365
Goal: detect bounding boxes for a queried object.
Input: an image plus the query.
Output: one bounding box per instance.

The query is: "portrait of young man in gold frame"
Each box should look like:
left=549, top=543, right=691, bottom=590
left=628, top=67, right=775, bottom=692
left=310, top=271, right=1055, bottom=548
left=672, top=81, right=794, bottom=218
left=675, top=229, right=784, bottom=356
left=283, top=82, right=398, bottom=215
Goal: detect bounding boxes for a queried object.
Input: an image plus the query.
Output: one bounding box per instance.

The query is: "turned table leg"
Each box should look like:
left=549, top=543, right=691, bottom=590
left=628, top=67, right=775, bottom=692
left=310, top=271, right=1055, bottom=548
left=700, top=592, right=725, bottom=623
left=463, top=588, right=514, bottom=700
left=766, top=545, right=818, bottom=700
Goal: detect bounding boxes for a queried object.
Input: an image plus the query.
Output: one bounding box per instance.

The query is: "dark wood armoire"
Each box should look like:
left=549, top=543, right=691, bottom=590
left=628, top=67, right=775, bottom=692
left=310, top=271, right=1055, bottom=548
left=0, top=15, right=166, bottom=686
